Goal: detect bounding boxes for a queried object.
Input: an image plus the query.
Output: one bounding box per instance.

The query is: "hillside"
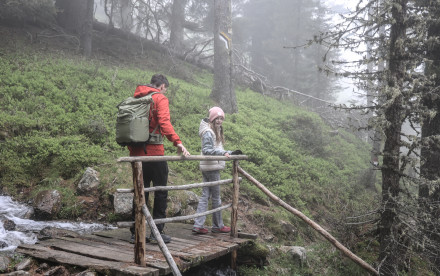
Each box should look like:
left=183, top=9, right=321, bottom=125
left=0, top=23, right=379, bottom=275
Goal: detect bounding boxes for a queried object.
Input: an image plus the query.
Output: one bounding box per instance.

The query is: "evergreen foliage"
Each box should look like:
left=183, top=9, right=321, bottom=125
left=316, top=0, right=440, bottom=274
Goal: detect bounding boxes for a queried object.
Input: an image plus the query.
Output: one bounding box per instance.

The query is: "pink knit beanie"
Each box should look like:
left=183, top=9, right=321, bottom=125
left=208, top=106, right=225, bottom=122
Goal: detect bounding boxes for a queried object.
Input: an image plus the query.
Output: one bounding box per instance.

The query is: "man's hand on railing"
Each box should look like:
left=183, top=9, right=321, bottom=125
left=177, top=143, right=191, bottom=156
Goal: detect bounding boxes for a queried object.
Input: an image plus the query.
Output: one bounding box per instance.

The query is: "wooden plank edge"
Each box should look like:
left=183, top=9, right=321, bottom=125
left=16, top=245, right=159, bottom=276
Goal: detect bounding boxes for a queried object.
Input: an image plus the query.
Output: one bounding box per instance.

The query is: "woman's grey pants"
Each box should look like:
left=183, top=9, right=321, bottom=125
left=193, top=170, right=224, bottom=229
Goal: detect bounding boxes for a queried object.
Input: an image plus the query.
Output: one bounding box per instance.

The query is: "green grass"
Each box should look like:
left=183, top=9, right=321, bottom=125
left=0, top=42, right=381, bottom=274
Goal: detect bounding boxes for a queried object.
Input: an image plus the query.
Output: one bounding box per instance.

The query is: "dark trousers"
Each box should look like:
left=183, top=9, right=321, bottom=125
left=131, top=161, right=168, bottom=233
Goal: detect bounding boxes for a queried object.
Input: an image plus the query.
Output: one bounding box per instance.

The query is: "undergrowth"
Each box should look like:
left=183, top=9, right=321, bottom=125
left=0, top=41, right=380, bottom=274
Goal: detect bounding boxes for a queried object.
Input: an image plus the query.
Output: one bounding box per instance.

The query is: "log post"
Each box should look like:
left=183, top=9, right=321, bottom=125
left=230, top=160, right=240, bottom=270
left=231, top=160, right=239, bottom=237
left=132, top=161, right=146, bottom=266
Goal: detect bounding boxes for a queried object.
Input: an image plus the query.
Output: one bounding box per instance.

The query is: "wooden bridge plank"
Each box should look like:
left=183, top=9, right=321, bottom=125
left=38, top=238, right=172, bottom=274
left=39, top=238, right=135, bottom=262
left=16, top=224, right=252, bottom=275
left=81, top=233, right=198, bottom=260
left=16, top=244, right=159, bottom=276
left=57, top=236, right=133, bottom=255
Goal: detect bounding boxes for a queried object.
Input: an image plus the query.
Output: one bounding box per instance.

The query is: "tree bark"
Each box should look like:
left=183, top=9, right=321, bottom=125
left=378, top=1, right=408, bottom=275
left=420, top=1, right=440, bottom=268
left=120, top=0, right=132, bottom=33
left=55, top=0, right=94, bottom=58
left=83, top=0, right=94, bottom=58
left=169, top=0, right=188, bottom=54
left=211, top=0, right=237, bottom=113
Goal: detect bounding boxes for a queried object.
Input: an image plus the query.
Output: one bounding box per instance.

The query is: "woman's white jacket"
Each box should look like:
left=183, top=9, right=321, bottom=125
left=198, top=118, right=231, bottom=172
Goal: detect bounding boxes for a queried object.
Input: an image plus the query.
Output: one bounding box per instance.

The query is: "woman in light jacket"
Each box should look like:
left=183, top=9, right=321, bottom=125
left=192, top=107, right=232, bottom=234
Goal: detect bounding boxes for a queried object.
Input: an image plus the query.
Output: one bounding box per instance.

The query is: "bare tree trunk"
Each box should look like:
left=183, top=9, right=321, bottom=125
left=120, top=0, right=132, bottom=33
left=169, top=0, right=187, bottom=54
left=104, top=0, right=115, bottom=29
left=365, top=3, right=379, bottom=191
left=56, top=0, right=83, bottom=32
left=83, top=0, right=94, bottom=58
left=55, top=0, right=94, bottom=58
left=420, top=1, right=440, bottom=268
left=378, top=1, right=408, bottom=275
left=292, top=0, right=302, bottom=91
left=211, top=0, right=237, bottom=113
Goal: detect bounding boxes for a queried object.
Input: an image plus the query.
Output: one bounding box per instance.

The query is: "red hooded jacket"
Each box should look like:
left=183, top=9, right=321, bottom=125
left=128, top=85, right=182, bottom=156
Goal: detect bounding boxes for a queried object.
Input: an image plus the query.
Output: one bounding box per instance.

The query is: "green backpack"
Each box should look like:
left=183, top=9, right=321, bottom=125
left=115, top=92, right=163, bottom=148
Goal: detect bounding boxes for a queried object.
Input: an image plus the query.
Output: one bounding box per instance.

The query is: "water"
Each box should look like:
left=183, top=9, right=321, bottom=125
left=182, top=255, right=237, bottom=276
left=0, top=195, right=116, bottom=253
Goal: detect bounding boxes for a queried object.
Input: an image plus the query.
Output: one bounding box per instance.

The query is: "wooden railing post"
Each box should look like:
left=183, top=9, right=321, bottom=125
left=231, top=160, right=239, bottom=237
left=230, top=160, right=240, bottom=270
left=116, top=156, right=248, bottom=272
left=132, top=161, right=146, bottom=266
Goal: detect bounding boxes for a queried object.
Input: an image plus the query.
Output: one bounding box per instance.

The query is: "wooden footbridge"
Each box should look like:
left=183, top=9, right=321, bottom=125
left=17, top=155, right=379, bottom=276
left=17, top=223, right=251, bottom=275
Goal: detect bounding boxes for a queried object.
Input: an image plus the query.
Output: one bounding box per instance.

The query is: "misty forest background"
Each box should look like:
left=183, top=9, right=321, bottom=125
left=0, top=0, right=440, bottom=275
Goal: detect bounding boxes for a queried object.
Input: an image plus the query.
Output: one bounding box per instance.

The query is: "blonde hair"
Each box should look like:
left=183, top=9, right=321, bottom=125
left=209, top=120, right=225, bottom=145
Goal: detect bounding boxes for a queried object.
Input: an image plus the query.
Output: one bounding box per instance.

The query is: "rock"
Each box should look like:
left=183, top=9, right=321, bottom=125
left=0, top=255, right=10, bottom=272
left=38, top=226, right=79, bottom=240
left=76, top=196, right=99, bottom=220
left=14, top=258, right=33, bottom=271
left=77, top=167, right=100, bottom=195
left=183, top=191, right=199, bottom=206
left=279, top=246, right=307, bottom=266
left=113, top=192, right=133, bottom=216
left=33, top=190, right=61, bottom=220
left=43, top=266, right=69, bottom=276
left=23, top=207, right=34, bottom=219
left=237, top=241, right=269, bottom=267
left=0, top=241, right=8, bottom=249
left=263, top=234, right=276, bottom=242
left=280, top=220, right=296, bottom=235
left=2, top=219, right=16, bottom=231
left=168, top=200, right=182, bottom=217
left=36, top=263, right=50, bottom=274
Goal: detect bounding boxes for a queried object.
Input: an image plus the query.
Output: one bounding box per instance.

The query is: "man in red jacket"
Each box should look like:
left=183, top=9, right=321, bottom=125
left=129, top=74, right=190, bottom=244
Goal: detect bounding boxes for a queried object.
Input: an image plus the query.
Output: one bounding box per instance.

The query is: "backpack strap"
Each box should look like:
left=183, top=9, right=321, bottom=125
left=143, top=92, right=162, bottom=154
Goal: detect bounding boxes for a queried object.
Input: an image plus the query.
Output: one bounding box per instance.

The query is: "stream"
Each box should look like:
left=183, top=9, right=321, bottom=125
left=0, top=195, right=236, bottom=275
left=0, top=195, right=116, bottom=254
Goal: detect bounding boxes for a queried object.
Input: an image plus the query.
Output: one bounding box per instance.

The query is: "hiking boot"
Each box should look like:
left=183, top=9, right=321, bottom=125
left=211, top=226, right=231, bottom=233
left=149, top=232, right=172, bottom=244
left=192, top=227, right=209, bottom=234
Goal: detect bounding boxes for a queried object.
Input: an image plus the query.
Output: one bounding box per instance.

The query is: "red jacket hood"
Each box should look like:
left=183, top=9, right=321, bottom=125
left=134, top=85, right=160, bottom=98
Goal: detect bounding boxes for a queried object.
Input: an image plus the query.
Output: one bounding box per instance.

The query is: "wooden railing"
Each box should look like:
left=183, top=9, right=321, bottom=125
left=116, top=155, right=379, bottom=276
left=116, top=155, right=248, bottom=276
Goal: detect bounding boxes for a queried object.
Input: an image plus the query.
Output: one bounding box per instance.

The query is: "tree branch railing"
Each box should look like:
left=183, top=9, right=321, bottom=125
left=117, top=155, right=379, bottom=276
left=117, top=178, right=241, bottom=193
left=237, top=166, right=379, bottom=276
left=117, top=203, right=232, bottom=228
left=117, top=155, right=247, bottom=276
